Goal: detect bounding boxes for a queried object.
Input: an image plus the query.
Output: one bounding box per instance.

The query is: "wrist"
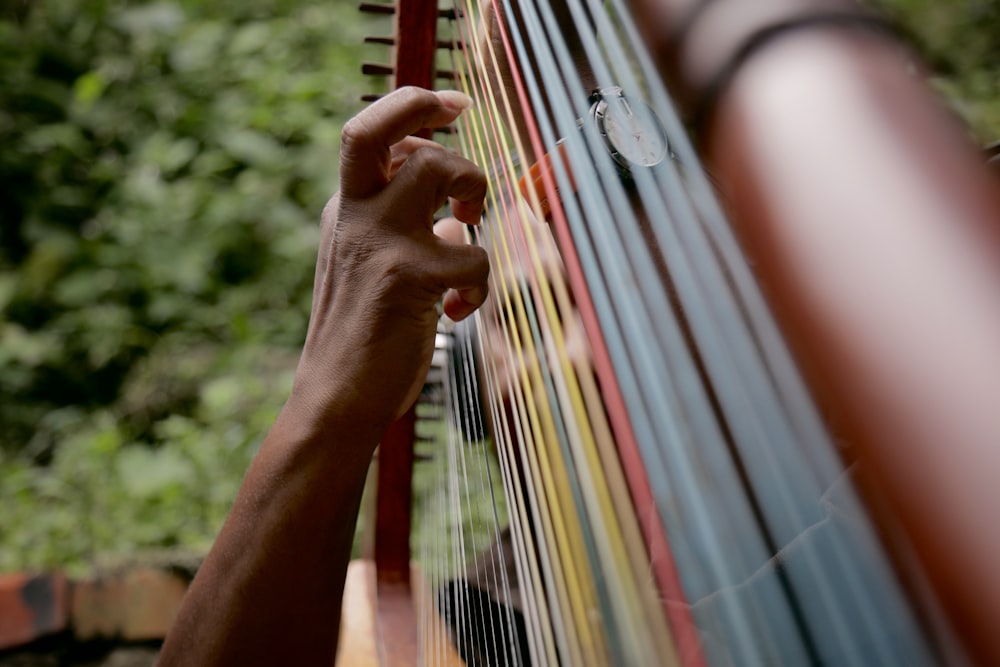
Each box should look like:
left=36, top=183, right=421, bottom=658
left=276, top=378, right=389, bottom=461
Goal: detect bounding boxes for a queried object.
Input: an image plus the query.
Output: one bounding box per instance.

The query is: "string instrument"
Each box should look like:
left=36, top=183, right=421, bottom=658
left=343, top=0, right=1000, bottom=664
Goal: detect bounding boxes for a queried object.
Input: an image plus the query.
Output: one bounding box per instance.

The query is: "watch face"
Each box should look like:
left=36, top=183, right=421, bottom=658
left=593, top=89, right=669, bottom=169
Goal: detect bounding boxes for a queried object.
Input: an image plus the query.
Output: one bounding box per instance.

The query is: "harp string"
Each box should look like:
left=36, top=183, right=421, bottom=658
left=457, top=11, right=607, bottom=665
left=410, top=0, right=936, bottom=663
left=484, top=0, right=712, bottom=612
left=457, top=331, right=524, bottom=667
left=434, top=0, right=748, bottom=664
left=440, top=10, right=576, bottom=667
left=542, top=4, right=841, bottom=659
left=486, top=7, right=666, bottom=654
left=481, top=182, right=604, bottom=664
left=575, top=2, right=935, bottom=664
left=467, top=5, right=702, bottom=661
left=428, top=14, right=568, bottom=664
left=476, top=175, right=648, bottom=664
left=478, top=0, right=724, bottom=656
left=428, top=0, right=683, bottom=664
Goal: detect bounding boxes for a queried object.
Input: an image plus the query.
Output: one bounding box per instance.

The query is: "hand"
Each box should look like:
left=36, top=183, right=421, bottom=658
left=291, top=87, right=490, bottom=437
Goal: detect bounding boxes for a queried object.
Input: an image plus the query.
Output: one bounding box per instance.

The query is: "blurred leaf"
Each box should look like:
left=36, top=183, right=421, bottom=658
left=228, top=22, right=272, bottom=56
left=138, top=132, right=199, bottom=175
left=219, top=128, right=288, bottom=168
left=14, top=233, right=77, bottom=300
left=73, top=70, right=106, bottom=107
left=115, top=3, right=185, bottom=37
left=168, top=21, right=225, bottom=72
left=0, top=0, right=375, bottom=571
left=117, top=445, right=194, bottom=499
left=24, top=123, right=88, bottom=155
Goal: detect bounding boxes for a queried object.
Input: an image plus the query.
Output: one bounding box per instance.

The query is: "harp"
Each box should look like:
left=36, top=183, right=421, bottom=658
left=345, top=0, right=1000, bottom=664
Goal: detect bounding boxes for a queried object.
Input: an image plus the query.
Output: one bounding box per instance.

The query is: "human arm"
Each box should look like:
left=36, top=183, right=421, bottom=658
left=636, top=1, right=1000, bottom=662
left=156, top=86, right=490, bottom=667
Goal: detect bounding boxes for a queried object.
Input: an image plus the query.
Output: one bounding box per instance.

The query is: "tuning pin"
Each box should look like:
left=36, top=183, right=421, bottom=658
left=358, top=2, right=394, bottom=15
left=364, top=35, right=461, bottom=49
left=362, top=63, right=394, bottom=77
left=365, top=37, right=462, bottom=50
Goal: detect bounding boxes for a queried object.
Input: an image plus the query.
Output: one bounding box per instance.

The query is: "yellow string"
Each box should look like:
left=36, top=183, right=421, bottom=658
left=431, top=0, right=681, bottom=663
left=457, top=13, right=600, bottom=662
left=459, top=9, right=675, bottom=662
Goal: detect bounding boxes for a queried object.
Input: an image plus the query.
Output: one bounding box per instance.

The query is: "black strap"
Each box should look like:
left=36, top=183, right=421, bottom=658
left=690, top=11, right=903, bottom=139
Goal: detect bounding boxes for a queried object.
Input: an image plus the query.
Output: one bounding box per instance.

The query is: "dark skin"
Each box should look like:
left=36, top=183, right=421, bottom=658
left=157, top=86, right=489, bottom=667
left=160, top=0, right=1000, bottom=663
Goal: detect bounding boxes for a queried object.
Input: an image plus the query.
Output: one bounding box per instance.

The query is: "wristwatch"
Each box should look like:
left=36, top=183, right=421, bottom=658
left=519, top=87, right=669, bottom=219
left=588, top=86, right=670, bottom=175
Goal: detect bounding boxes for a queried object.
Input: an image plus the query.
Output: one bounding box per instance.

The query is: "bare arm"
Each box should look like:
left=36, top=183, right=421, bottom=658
left=711, top=33, right=1000, bottom=663
left=157, top=87, right=490, bottom=667
left=639, top=1, right=1000, bottom=662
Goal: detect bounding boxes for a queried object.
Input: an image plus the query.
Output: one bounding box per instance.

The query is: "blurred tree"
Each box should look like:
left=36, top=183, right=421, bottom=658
left=0, top=0, right=379, bottom=456
left=0, top=0, right=386, bottom=571
left=0, top=0, right=995, bottom=573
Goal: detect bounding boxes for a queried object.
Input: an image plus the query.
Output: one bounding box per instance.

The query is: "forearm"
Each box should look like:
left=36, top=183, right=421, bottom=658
left=157, top=402, right=381, bottom=666
left=157, top=87, right=487, bottom=666
left=706, top=29, right=1000, bottom=664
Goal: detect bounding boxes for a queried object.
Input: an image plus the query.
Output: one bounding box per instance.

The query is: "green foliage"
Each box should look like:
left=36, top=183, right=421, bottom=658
left=0, top=353, right=292, bottom=573
left=870, top=0, right=1000, bottom=142
left=410, top=415, right=510, bottom=571
left=0, top=0, right=997, bottom=575
left=0, top=0, right=382, bottom=571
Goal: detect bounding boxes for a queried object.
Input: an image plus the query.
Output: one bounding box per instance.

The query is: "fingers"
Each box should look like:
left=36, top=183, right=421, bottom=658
left=333, top=87, right=489, bottom=323
left=389, top=146, right=487, bottom=227
left=389, top=136, right=445, bottom=178
left=434, top=241, right=490, bottom=322
left=443, top=284, right=489, bottom=322
left=433, top=217, right=489, bottom=321
left=434, top=216, right=468, bottom=244
left=340, top=87, right=473, bottom=199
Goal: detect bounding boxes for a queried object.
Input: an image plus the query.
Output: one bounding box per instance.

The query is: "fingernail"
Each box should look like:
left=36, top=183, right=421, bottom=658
left=438, top=90, right=473, bottom=111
